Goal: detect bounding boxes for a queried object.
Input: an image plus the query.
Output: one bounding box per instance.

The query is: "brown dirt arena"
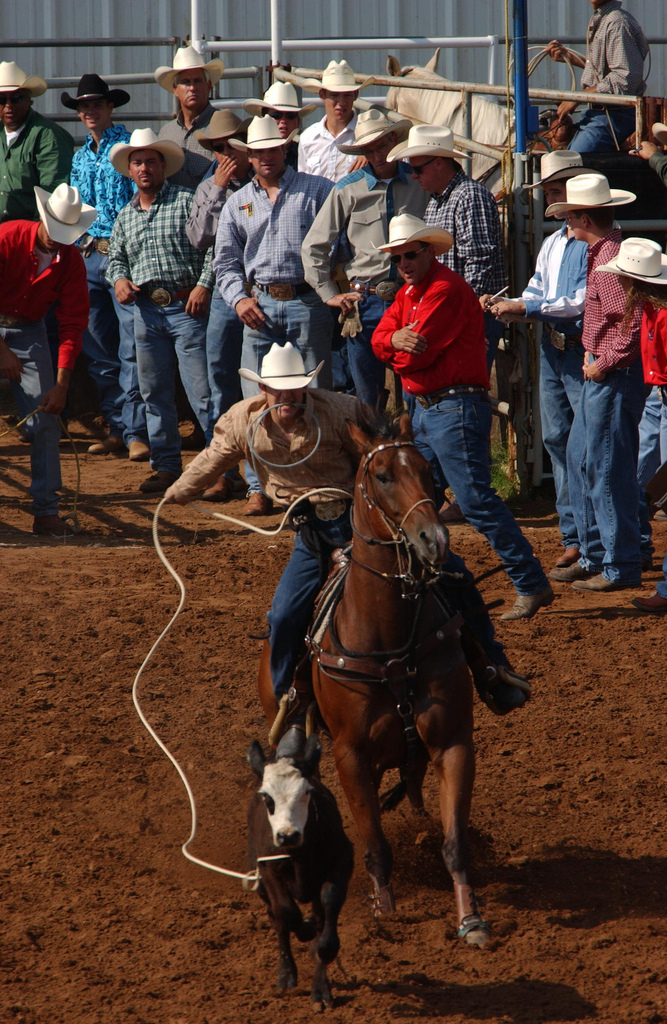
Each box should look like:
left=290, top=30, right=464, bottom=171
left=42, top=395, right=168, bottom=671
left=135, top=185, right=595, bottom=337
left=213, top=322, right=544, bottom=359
left=1, top=410, right=665, bottom=1024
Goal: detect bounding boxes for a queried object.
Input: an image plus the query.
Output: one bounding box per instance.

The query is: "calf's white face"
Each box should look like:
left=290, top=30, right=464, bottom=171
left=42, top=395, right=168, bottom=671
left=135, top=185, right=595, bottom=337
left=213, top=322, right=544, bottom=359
left=260, top=760, right=313, bottom=847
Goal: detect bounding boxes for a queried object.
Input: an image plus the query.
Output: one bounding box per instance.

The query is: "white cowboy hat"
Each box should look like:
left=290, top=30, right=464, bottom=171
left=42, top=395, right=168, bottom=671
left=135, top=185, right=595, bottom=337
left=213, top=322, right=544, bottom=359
left=34, top=184, right=97, bottom=245
left=373, top=213, right=454, bottom=257
left=194, top=110, right=251, bottom=150
left=109, top=127, right=185, bottom=178
left=243, top=81, right=317, bottom=118
left=154, top=45, right=225, bottom=92
left=387, top=124, right=468, bottom=163
left=301, top=60, right=374, bottom=95
left=0, top=61, right=47, bottom=98
left=239, top=342, right=323, bottom=389
left=523, top=150, right=594, bottom=190
left=652, top=122, right=667, bottom=146
left=336, top=108, right=413, bottom=155
left=595, top=237, right=667, bottom=285
left=545, top=172, right=636, bottom=216
left=228, top=114, right=297, bottom=152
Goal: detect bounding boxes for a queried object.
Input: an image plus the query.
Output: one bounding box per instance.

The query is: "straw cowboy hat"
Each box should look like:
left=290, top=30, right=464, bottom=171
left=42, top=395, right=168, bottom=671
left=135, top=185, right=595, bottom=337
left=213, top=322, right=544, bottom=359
left=652, top=122, right=667, bottom=146
left=301, top=59, right=374, bottom=95
left=545, top=172, right=636, bottom=216
left=154, top=45, right=225, bottom=92
left=0, top=61, right=47, bottom=98
left=109, top=127, right=184, bottom=178
left=373, top=213, right=454, bottom=257
left=387, top=124, right=467, bottom=163
left=34, top=184, right=97, bottom=246
left=595, top=237, right=667, bottom=285
left=336, top=108, right=413, bottom=155
left=194, top=110, right=251, bottom=150
left=523, top=150, right=594, bottom=190
left=243, top=81, right=316, bottom=119
left=228, top=114, right=298, bottom=152
left=61, top=73, right=130, bottom=110
left=238, top=342, right=323, bottom=389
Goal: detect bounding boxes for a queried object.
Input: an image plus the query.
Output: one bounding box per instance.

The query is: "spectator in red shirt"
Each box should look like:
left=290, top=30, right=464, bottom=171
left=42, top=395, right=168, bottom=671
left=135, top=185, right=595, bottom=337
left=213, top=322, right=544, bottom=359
left=0, top=183, right=93, bottom=535
left=371, top=214, right=553, bottom=621
left=544, top=173, right=646, bottom=592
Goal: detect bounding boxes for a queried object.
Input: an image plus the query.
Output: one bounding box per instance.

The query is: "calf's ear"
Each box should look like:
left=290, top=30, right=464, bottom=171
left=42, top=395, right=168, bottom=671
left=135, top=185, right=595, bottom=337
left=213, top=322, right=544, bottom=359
left=302, top=734, right=321, bottom=777
left=247, top=740, right=266, bottom=778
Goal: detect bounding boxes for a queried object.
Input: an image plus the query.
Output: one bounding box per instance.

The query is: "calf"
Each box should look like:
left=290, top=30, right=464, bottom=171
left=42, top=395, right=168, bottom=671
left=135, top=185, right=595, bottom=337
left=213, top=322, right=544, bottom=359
left=247, top=735, right=354, bottom=1010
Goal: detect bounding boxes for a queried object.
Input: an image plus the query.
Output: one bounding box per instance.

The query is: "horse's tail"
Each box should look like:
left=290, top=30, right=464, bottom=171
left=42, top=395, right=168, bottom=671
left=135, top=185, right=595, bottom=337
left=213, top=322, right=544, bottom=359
left=380, top=765, right=425, bottom=813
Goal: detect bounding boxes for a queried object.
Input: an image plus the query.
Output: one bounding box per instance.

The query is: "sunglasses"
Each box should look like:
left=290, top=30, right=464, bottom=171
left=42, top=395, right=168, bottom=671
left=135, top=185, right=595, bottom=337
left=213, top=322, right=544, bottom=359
left=0, top=93, right=30, bottom=105
left=411, top=156, right=439, bottom=177
left=389, top=245, right=428, bottom=265
left=268, top=110, right=299, bottom=121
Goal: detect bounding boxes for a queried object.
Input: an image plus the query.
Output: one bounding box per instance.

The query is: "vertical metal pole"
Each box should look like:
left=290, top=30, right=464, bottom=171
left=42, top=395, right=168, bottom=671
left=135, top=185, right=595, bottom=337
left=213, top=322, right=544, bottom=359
left=488, top=35, right=499, bottom=86
left=461, top=89, right=472, bottom=178
left=191, top=0, right=203, bottom=51
left=513, top=0, right=528, bottom=154
left=270, top=0, right=281, bottom=68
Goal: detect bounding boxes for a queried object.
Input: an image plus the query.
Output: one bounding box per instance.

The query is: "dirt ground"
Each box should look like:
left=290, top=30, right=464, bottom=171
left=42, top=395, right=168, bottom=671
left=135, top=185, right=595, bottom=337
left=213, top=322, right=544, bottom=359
left=1, top=407, right=665, bottom=1024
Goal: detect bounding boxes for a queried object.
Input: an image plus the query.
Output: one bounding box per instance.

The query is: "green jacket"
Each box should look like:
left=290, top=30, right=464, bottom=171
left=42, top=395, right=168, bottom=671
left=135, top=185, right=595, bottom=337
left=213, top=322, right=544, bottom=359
left=0, top=108, right=74, bottom=223
left=649, top=151, right=667, bottom=189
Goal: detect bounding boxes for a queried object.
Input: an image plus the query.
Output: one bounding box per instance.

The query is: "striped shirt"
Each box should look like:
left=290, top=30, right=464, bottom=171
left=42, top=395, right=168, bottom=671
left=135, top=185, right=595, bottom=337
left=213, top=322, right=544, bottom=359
left=424, top=169, right=506, bottom=297
left=169, top=390, right=361, bottom=505
left=106, top=181, right=215, bottom=292
left=585, top=228, right=642, bottom=373
left=581, top=1, right=648, bottom=96
left=214, top=164, right=333, bottom=310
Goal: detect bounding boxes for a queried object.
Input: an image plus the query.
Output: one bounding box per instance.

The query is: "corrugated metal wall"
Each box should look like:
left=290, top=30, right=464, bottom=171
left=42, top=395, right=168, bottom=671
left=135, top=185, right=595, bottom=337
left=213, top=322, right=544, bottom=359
left=2, top=1, right=665, bottom=141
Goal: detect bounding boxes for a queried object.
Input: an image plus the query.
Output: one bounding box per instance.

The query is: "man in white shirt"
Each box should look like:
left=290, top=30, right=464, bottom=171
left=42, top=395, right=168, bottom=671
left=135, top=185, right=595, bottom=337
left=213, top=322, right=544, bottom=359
left=298, top=60, right=373, bottom=183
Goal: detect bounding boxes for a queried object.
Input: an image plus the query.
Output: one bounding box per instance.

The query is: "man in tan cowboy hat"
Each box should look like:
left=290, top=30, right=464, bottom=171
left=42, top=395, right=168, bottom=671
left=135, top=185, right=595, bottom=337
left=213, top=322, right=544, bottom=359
left=0, top=183, right=93, bottom=536
left=371, top=214, right=554, bottom=624
left=60, top=74, right=149, bottom=463
left=302, top=109, right=427, bottom=407
left=485, top=151, right=591, bottom=572
left=186, top=110, right=252, bottom=502
left=214, top=115, right=334, bottom=515
left=298, top=60, right=374, bottom=182
left=243, top=82, right=316, bottom=172
left=106, top=129, right=215, bottom=495
left=0, top=61, right=74, bottom=223
left=155, top=45, right=225, bottom=189
left=540, top=172, right=646, bottom=593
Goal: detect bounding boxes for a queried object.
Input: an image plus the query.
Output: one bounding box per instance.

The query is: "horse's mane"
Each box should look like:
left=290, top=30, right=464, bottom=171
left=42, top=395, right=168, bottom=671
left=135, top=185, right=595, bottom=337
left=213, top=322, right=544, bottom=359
left=354, top=401, right=405, bottom=440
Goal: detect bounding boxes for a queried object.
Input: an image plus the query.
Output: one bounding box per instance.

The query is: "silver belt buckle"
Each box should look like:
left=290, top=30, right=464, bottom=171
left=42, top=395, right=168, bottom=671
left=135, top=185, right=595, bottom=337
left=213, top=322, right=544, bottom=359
left=374, top=280, right=399, bottom=302
left=0, top=313, right=20, bottom=328
left=549, top=328, right=566, bottom=351
left=315, top=499, right=346, bottom=522
left=268, top=283, right=295, bottom=301
left=94, top=238, right=110, bottom=255
left=150, top=288, right=172, bottom=307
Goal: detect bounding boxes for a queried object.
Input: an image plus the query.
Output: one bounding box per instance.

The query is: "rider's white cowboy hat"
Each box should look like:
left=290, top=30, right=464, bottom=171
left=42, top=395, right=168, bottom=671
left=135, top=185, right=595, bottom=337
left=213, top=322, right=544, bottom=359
left=373, top=213, right=454, bottom=257
left=652, top=122, right=667, bottom=146
left=387, top=124, right=468, bottom=163
left=228, top=114, right=297, bottom=151
left=239, top=342, right=324, bottom=389
left=154, top=45, right=225, bottom=92
left=545, top=172, right=636, bottom=216
left=301, top=59, right=374, bottom=95
left=595, top=237, right=667, bottom=285
left=243, top=81, right=317, bottom=118
left=194, top=110, right=251, bottom=150
left=336, top=109, right=413, bottom=155
left=34, top=183, right=97, bottom=245
left=0, top=61, right=47, bottom=98
left=109, top=127, right=184, bottom=178
left=523, top=150, right=594, bottom=190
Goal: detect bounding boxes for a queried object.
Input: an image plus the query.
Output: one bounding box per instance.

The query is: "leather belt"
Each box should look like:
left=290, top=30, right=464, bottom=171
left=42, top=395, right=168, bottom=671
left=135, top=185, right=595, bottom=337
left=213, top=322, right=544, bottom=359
left=350, top=280, right=400, bottom=301
left=415, top=385, right=488, bottom=409
left=254, top=282, right=313, bottom=300
left=140, top=286, right=192, bottom=307
left=0, top=313, right=31, bottom=328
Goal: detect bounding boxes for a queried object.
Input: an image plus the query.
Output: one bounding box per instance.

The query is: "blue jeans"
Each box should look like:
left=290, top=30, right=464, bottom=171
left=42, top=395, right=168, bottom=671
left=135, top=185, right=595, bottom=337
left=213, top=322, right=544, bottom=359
left=346, top=291, right=391, bottom=406
left=133, top=297, right=210, bottom=477
left=638, top=386, right=667, bottom=559
left=657, top=550, right=667, bottom=600
left=205, top=291, right=243, bottom=444
left=3, top=320, right=62, bottom=517
left=566, top=361, right=646, bottom=583
left=84, top=249, right=147, bottom=444
left=570, top=107, right=637, bottom=154
left=411, top=392, right=549, bottom=596
left=539, top=339, right=585, bottom=549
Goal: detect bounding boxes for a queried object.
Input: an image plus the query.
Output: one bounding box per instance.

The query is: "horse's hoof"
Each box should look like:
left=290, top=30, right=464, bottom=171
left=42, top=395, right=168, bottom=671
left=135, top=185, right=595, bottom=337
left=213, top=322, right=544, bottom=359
left=371, top=883, right=396, bottom=916
left=458, top=914, right=491, bottom=947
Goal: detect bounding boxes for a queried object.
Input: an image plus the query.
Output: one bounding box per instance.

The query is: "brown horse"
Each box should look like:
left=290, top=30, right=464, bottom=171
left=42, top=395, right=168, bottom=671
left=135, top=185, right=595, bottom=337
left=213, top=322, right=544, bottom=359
left=258, top=412, right=489, bottom=946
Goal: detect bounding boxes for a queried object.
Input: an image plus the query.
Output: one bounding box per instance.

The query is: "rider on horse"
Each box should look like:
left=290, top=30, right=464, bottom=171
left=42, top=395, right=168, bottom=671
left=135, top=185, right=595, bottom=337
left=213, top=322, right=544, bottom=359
left=164, top=342, right=530, bottom=748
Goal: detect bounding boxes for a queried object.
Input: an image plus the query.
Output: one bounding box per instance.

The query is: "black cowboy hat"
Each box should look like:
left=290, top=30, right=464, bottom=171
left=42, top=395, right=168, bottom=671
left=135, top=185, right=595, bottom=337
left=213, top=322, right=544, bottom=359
left=61, top=73, right=130, bottom=110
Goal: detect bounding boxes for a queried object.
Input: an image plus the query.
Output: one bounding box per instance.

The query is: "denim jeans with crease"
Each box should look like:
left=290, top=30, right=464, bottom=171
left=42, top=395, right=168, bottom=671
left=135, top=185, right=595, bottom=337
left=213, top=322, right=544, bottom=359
left=133, top=296, right=210, bottom=477
left=638, top=386, right=667, bottom=560
left=566, top=360, right=647, bottom=583
left=346, top=290, right=392, bottom=407
left=570, top=107, right=637, bottom=155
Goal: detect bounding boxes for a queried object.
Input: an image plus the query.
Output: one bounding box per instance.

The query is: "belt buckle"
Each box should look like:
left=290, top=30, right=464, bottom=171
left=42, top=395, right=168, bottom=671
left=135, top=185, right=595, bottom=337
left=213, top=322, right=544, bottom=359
left=315, top=499, right=346, bottom=522
left=0, top=313, right=20, bottom=328
left=150, top=288, right=172, bottom=307
left=416, top=394, right=429, bottom=409
left=374, top=280, right=398, bottom=302
left=269, top=284, right=294, bottom=301
left=95, top=238, right=110, bottom=255
left=549, top=328, right=566, bottom=351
